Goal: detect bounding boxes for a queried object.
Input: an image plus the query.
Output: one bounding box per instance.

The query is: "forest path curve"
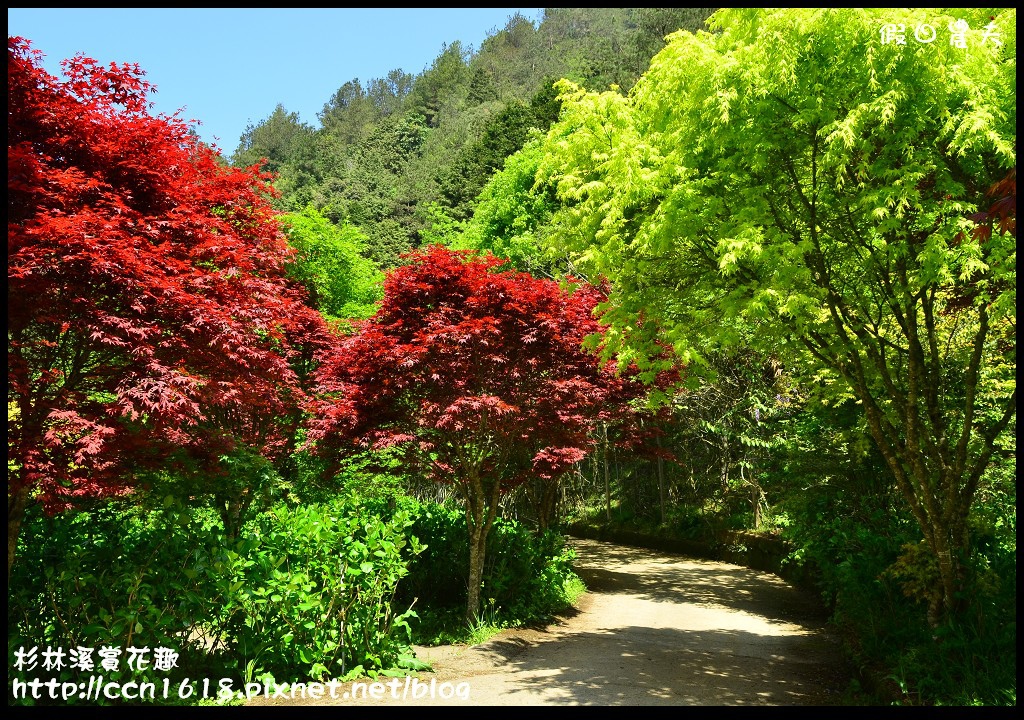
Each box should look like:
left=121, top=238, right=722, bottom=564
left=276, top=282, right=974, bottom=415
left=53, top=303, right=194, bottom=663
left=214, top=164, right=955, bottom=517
left=247, top=537, right=852, bottom=706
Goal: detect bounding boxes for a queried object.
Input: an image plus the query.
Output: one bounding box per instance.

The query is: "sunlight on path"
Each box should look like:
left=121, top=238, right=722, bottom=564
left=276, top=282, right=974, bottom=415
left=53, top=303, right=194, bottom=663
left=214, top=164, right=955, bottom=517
left=248, top=538, right=850, bottom=706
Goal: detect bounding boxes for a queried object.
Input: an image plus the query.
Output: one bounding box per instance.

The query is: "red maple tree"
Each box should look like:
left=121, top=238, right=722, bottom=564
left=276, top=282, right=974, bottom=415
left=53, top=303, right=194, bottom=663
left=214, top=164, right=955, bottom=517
left=307, top=244, right=663, bottom=620
left=7, top=38, right=329, bottom=576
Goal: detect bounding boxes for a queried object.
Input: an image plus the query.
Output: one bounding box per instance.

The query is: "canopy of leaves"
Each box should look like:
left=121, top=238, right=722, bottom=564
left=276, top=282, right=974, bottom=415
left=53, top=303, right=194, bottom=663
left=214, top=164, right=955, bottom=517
left=306, top=245, right=649, bottom=489
left=534, top=8, right=1016, bottom=623
left=539, top=8, right=1016, bottom=371
left=7, top=37, right=329, bottom=512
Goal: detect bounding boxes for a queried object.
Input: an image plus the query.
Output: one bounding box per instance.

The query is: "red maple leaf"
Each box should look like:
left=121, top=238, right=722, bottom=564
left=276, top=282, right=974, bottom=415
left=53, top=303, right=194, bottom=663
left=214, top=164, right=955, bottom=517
left=8, top=38, right=333, bottom=569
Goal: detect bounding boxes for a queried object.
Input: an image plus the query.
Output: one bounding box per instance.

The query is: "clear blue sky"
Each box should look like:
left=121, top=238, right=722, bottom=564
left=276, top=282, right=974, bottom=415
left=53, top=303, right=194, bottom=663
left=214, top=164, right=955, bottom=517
left=7, top=8, right=544, bottom=154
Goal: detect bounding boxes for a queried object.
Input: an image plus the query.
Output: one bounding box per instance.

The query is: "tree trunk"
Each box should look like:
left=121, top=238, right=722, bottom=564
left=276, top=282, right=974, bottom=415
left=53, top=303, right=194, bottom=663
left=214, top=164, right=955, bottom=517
left=740, top=463, right=763, bottom=531
left=603, top=423, right=611, bottom=522
left=656, top=434, right=666, bottom=526
left=751, top=478, right=762, bottom=531
left=8, top=484, right=31, bottom=583
left=720, top=437, right=730, bottom=493
left=218, top=489, right=252, bottom=542
left=463, top=469, right=502, bottom=624
left=466, top=517, right=486, bottom=626
left=811, top=289, right=1016, bottom=627
left=536, top=478, right=559, bottom=532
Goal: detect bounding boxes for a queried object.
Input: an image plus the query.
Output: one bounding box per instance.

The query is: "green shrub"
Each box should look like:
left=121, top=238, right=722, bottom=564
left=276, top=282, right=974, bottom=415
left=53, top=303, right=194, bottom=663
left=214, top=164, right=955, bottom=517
left=8, top=501, right=229, bottom=705
left=398, top=502, right=583, bottom=638
left=779, top=471, right=1016, bottom=706
left=212, top=497, right=423, bottom=681
left=9, top=485, right=588, bottom=705
left=8, top=495, right=424, bottom=704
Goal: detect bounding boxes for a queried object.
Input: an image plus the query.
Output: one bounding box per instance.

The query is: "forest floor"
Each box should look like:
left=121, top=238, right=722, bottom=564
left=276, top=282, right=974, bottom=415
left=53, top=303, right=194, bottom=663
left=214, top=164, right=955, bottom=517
left=247, top=537, right=854, bottom=706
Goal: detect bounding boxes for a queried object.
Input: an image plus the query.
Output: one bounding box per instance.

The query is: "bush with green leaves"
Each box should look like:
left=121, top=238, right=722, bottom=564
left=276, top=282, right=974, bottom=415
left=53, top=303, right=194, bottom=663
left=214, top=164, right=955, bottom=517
left=8, top=501, right=229, bottom=705
left=776, top=450, right=1017, bottom=706
left=212, top=498, right=423, bottom=682
left=398, top=502, right=583, bottom=634
left=8, top=495, right=425, bottom=705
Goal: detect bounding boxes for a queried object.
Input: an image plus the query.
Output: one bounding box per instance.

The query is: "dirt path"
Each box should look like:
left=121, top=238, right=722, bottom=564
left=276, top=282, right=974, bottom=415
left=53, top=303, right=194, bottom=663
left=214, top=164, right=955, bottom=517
left=248, top=537, right=851, bottom=706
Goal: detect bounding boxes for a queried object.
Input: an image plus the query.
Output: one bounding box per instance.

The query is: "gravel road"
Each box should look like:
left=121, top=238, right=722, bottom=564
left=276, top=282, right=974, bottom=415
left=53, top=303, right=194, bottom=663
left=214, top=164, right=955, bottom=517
left=247, top=537, right=852, bottom=706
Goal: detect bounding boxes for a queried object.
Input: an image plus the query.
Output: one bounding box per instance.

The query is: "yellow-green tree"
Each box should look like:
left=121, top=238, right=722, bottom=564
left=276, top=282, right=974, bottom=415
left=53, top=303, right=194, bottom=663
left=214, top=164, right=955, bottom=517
left=279, top=205, right=384, bottom=324
left=536, top=8, right=1016, bottom=626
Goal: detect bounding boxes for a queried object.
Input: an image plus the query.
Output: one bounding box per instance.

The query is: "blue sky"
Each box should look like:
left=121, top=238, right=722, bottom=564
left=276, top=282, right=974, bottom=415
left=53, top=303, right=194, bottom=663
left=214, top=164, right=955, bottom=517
left=7, top=8, right=544, bottom=154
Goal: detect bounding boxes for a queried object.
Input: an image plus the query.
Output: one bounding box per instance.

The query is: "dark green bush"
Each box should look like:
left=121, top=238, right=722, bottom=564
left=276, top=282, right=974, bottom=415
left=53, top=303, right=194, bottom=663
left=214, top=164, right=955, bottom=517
left=778, top=469, right=1016, bottom=706
left=398, top=502, right=582, bottom=630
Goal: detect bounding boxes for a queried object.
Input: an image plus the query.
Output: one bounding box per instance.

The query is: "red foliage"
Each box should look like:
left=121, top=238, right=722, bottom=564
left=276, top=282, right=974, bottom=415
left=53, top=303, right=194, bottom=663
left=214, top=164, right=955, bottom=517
left=968, top=167, right=1016, bottom=242
left=307, top=245, right=663, bottom=489
left=7, top=38, right=329, bottom=512
left=946, top=166, right=1016, bottom=312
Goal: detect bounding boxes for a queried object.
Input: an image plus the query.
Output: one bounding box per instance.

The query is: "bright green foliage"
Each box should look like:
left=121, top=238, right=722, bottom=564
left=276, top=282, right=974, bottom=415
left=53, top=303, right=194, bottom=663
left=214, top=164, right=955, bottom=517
left=538, top=8, right=1016, bottom=625
left=225, top=10, right=719, bottom=267
left=9, top=503, right=225, bottom=705
left=433, top=77, right=565, bottom=223
left=279, top=205, right=383, bottom=322
left=8, top=497, right=424, bottom=704
left=451, top=138, right=558, bottom=276
left=215, top=499, right=422, bottom=682
left=418, top=201, right=465, bottom=248
left=8, top=489, right=586, bottom=705
left=541, top=7, right=1015, bottom=361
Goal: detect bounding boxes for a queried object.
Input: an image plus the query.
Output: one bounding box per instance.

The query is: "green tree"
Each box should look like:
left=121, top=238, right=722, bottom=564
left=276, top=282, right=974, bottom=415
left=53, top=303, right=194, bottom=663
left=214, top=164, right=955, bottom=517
left=368, top=69, right=416, bottom=118
left=290, top=114, right=426, bottom=269
left=347, top=115, right=428, bottom=266
left=231, top=103, right=314, bottom=174
left=466, top=66, right=500, bottom=105
left=319, top=78, right=379, bottom=146
left=452, top=137, right=560, bottom=277
left=408, top=41, right=472, bottom=128
left=271, top=130, right=347, bottom=214
left=279, top=205, right=384, bottom=323
left=436, top=100, right=539, bottom=220
left=537, top=8, right=1016, bottom=626
left=473, top=12, right=542, bottom=98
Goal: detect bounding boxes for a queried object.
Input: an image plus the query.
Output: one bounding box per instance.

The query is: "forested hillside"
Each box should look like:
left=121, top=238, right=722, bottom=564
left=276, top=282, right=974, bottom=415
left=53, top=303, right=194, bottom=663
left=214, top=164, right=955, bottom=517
left=228, top=8, right=716, bottom=267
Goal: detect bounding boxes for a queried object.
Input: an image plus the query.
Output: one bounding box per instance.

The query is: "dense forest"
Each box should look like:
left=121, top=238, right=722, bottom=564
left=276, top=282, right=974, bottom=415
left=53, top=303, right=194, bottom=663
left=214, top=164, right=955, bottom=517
left=228, top=8, right=719, bottom=268
left=8, top=8, right=1016, bottom=706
